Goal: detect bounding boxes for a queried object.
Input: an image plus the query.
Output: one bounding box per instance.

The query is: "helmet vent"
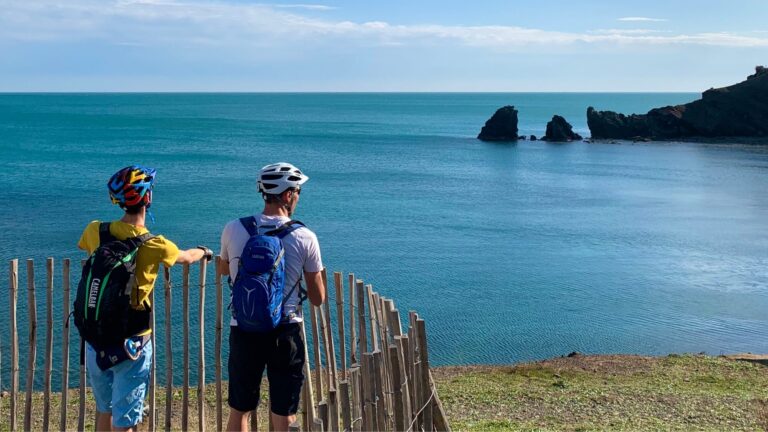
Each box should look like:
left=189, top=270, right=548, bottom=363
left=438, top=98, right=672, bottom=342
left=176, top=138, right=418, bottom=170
left=287, top=176, right=302, bottom=181
left=280, top=167, right=291, bottom=172
left=262, top=174, right=283, bottom=180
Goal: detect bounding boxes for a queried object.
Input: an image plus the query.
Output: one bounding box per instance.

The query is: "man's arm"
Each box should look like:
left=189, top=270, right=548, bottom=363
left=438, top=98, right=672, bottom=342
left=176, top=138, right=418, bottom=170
left=218, top=258, right=230, bottom=276
left=304, top=270, right=325, bottom=306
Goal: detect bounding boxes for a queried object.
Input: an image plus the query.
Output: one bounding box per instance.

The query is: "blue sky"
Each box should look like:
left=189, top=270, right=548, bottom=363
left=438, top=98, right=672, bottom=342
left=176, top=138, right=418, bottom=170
left=0, top=0, right=766, bottom=91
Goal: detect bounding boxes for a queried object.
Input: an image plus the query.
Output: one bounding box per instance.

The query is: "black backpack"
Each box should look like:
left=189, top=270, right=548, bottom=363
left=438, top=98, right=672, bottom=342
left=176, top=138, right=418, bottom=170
left=74, top=222, right=155, bottom=348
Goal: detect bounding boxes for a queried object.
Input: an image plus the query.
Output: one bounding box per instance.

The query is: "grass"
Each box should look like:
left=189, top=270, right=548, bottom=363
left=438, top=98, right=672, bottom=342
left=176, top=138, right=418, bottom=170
left=433, top=354, right=768, bottom=431
left=1, top=354, right=766, bottom=431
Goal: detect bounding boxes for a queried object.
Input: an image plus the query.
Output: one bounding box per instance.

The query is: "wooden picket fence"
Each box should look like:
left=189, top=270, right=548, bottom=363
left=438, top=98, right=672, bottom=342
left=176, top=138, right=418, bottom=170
left=3, top=258, right=449, bottom=431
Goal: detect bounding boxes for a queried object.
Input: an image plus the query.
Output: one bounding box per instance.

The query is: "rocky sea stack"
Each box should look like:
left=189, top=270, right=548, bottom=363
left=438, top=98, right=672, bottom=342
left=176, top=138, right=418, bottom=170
left=477, top=106, right=519, bottom=141
left=543, top=115, right=582, bottom=142
left=587, top=66, right=768, bottom=140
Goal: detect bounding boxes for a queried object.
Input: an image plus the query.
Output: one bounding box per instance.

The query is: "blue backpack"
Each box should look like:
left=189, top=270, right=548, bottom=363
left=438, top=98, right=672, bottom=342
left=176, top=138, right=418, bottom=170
left=231, top=217, right=305, bottom=332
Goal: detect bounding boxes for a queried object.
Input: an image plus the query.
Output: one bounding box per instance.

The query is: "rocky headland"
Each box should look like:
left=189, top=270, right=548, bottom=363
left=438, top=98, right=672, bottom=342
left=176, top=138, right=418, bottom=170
left=588, top=66, right=768, bottom=140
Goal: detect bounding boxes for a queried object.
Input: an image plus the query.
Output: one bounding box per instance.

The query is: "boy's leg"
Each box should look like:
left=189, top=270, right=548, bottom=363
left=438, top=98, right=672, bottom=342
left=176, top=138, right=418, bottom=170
left=110, top=340, right=153, bottom=430
left=227, top=326, right=268, bottom=432
left=95, top=412, right=113, bottom=432
left=85, top=343, right=115, bottom=432
left=266, top=323, right=305, bottom=432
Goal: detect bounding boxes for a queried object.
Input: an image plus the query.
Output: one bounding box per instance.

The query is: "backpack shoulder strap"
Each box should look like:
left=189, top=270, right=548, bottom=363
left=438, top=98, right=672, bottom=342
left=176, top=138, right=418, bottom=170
left=267, top=220, right=306, bottom=239
left=98, top=222, right=116, bottom=244
left=134, top=233, right=157, bottom=246
left=239, top=216, right=258, bottom=236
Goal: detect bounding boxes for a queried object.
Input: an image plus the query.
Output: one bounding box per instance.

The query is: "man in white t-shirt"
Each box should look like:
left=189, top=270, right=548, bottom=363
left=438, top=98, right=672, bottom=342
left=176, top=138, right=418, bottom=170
left=219, top=162, right=325, bottom=432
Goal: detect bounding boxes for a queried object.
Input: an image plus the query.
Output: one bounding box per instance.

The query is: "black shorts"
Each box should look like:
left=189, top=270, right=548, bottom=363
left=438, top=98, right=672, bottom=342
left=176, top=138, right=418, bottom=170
left=228, top=323, right=305, bottom=416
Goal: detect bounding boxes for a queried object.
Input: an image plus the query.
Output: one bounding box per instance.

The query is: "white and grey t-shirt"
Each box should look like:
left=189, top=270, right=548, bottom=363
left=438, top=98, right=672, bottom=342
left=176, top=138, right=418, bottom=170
left=220, top=214, right=323, bottom=325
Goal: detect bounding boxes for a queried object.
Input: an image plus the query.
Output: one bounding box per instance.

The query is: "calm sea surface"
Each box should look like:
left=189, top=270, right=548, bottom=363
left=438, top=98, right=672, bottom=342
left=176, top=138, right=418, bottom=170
left=1, top=93, right=767, bottom=388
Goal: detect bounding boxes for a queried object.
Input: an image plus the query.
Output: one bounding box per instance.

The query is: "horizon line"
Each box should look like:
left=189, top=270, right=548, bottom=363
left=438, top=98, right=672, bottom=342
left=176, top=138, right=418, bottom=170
left=0, top=90, right=701, bottom=95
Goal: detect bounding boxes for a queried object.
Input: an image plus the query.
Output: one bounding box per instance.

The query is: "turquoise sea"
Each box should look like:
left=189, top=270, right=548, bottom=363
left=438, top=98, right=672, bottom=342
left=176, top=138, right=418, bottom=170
left=1, top=93, right=768, bottom=388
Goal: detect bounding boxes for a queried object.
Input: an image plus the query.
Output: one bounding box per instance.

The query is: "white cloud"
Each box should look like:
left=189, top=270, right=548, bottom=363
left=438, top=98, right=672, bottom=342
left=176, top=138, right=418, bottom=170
left=0, top=0, right=766, bottom=49
left=271, top=4, right=336, bottom=11
left=590, top=29, right=670, bottom=35
left=618, top=17, right=668, bottom=22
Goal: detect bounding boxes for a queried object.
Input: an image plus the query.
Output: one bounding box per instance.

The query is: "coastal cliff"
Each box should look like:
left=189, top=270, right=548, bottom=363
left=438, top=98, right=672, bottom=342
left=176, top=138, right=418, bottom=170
left=588, top=66, right=768, bottom=140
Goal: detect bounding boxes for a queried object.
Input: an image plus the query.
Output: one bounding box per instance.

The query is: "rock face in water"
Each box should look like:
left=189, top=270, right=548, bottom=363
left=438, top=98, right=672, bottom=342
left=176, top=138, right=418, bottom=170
left=587, top=66, right=768, bottom=140
left=478, top=106, right=519, bottom=141
left=543, top=115, right=582, bottom=141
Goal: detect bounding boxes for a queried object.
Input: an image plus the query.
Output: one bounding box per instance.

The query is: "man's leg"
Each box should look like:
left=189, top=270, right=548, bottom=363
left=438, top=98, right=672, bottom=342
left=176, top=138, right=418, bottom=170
left=227, top=327, right=268, bottom=432
left=267, top=323, right=305, bottom=432
left=227, top=408, right=251, bottom=432
left=270, top=412, right=297, bottom=431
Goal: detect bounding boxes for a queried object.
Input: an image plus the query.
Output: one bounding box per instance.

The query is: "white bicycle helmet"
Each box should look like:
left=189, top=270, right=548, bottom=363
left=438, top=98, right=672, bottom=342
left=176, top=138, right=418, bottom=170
left=257, top=162, right=309, bottom=195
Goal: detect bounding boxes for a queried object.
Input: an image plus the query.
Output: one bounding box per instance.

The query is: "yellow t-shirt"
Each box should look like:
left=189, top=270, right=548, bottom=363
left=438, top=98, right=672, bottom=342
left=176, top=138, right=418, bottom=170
left=77, top=220, right=180, bottom=314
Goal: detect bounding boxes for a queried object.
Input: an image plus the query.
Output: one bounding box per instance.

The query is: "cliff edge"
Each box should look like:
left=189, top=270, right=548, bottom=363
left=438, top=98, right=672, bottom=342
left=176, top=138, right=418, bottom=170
left=588, top=66, right=768, bottom=140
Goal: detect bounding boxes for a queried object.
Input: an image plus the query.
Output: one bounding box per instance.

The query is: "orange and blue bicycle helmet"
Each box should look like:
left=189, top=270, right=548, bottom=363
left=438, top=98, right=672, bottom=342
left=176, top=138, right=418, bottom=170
left=108, top=165, right=156, bottom=210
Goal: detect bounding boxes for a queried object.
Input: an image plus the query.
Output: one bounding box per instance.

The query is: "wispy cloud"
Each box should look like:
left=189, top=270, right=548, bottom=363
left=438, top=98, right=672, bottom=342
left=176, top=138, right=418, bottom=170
left=1, top=0, right=765, bottom=49
left=271, top=4, right=336, bottom=11
left=618, top=17, right=668, bottom=22
left=590, top=29, right=670, bottom=35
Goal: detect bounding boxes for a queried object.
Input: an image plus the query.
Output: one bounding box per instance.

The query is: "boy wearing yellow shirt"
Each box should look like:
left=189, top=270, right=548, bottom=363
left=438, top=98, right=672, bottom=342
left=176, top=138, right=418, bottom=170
left=77, top=165, right=212, bottom=432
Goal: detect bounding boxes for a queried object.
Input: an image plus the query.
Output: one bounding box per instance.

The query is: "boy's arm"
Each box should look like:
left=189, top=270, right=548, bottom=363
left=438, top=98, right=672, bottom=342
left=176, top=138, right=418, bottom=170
left=174, top=246, right=213, bottom=265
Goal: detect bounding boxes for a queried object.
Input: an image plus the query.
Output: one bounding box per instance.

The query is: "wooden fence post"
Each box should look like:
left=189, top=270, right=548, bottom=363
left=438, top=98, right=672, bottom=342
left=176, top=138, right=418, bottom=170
left=317, top=400, right=329, bottom=432
left=362, top=352, right=376, bottom=432
left=376, top=296, right=393, bottom=419
left=334, top=272, right=347, bottom=377
left=149, top=286, right=156, bottom=432
left=365, top=285, right=378, bottom=352
left=395, top=336, right=413, bottom=430
left=198, top=260, right=207, bottom=432
left=408, top=312, right=420, bottom=427
left=24, top=259, right=37, bottom=432
left=430, top=372, right=451, bottom=432
left=389, top=344, right=405, bottom=432
left=322, top=277, right=338, bottom=386
left=348, top=274, right=356, bottom=365
left=182, top=263, right=190, bottom=431
left=320, top=304, right=336, bottom=389
left=215, top=256, right=224, bottom=432
left=9, top=259, right=18, bottom=432
left=355, top=280, right=367, bottom=356
left=338, top=379, right=351, bottom=432
left=43, top=258, right=54, bottom=432
left=348, top=367, right=361, bottom=432
left=328, top=388, right=339, bottom=432
left=300, top=320, right=317, bottom=431
left=164, top=267, right=173, bottom=432
left=372, top=350, right=387, bottom=431
left=417, top=319, right=433, bottom=431
left=59, top=259, right=71, bottom=432
left=78, top=259, right=86, bottom=432
left=310, top=305, right=324, bottom=402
